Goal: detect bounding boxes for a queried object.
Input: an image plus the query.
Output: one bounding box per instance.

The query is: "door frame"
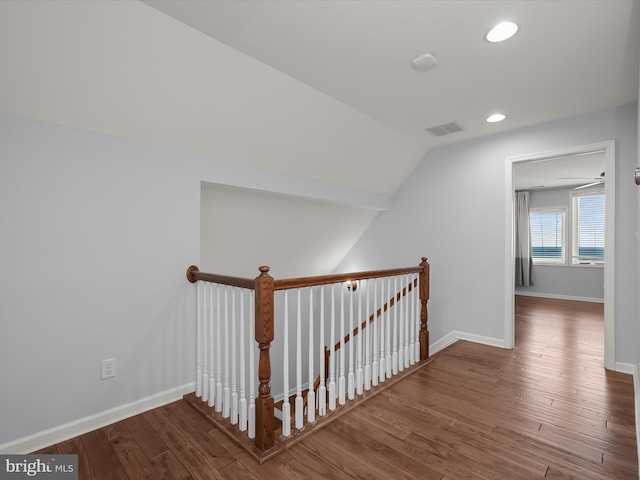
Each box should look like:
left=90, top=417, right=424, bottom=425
left=504, top=140, right=615, bottom=369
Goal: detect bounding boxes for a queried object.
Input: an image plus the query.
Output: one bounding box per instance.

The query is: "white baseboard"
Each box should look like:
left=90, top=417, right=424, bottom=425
left=0, top=382, right=195, bottom=455
left=430, top=331, right=506, bottom=356
left=515, top=291, right=604, bottom=304
left=614, top=362, right=636, bottom=376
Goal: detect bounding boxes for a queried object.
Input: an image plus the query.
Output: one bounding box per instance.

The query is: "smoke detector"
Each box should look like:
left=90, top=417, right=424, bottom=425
left=411, top=53, right=437, bottom=72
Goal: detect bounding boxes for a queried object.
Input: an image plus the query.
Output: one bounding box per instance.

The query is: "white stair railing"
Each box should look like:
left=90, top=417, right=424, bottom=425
left=276, top=275, right=418, bottom=435
left=186, top=258, right=429, bottom=457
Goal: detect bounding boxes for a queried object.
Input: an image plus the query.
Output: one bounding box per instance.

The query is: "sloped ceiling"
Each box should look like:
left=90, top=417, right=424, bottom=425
left=1, top=1, right=638, bottom=197
left=144, top=0, right=640, bottom=190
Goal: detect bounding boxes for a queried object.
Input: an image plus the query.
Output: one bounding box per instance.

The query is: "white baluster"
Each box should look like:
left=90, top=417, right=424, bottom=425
left=399, top=276, right=405, bottom=373
left=222, top=287, right=230, bottom=418
left=196, top=281, right=202, bottom=398
left=386, top=278, right=392, bottom=379
left=208, top=283, right=215, bottom=407
left=356, top=284, right=363, bottom=395
left=415, top=275, right=420, bottom=363
left=215, top=284, right=223, bottom=412
left=372, top=278, right=379, bottom=387
left=338, top=286, right=346, bottom=405
left=403, top=275, right=410, bottom=369
left=328, top=285, right=336, bottom=410
left=307, top=287, right=315, bottom=423
left=347, top=283, right=355, bottom=400
left=295, top=290, right=304, bottom=429
left=231, top=288, right=238, bottom=424
left=364, top=279, right=371, bottom=391
left=202, top=281, right=209, bottom=402
left=379, top=278, right=386, bottom=383
left=318, top=286, right=327, bottom=416
left=415, top=276, right=421, bottom=363
left=407, top=277, right=416, bottom=365
left=248, top=290, right=256, bottom=439
left=239, top=289, right=247, bottom=431
left=282, top=290, right=291, bottom=436
left=392, top=276, right=399, bottom=376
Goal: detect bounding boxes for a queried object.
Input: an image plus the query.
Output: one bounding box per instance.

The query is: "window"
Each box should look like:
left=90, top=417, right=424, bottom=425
left=529, top=208, right=566, bottom=264
left=571, top=192, right=604, bottom=265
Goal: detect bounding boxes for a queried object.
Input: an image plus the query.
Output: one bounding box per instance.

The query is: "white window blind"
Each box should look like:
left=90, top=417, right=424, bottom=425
left=572, top=193, right=604, bottom=265
left=529, top=208, right=565, bottom=264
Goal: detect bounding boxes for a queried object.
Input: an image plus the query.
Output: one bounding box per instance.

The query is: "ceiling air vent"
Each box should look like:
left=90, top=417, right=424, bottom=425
left=426, top=121, right=465, bottom=137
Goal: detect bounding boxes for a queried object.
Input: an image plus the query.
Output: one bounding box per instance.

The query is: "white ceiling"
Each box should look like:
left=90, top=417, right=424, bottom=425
left=0, top=1, right=638, bottom=196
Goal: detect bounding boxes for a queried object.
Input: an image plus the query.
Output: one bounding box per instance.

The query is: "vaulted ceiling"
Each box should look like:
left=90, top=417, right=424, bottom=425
left=0, top=1, right=638, bottom=197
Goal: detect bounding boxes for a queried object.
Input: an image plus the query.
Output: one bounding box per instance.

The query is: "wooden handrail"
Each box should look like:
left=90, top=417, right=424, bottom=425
left=186, top=264, right=423, bottom=293
left=273, top=266, right=422, bottom=291
left=186, top=265, right=255, bottom=290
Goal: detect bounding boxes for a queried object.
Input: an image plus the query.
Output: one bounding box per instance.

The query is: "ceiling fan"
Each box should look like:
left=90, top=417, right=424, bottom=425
left=558, top=171, right=605, bottom=190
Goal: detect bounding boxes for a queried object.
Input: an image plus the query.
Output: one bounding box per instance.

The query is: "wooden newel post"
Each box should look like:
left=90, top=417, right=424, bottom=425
left=419, top=257, right=430, bottom=361
left=254, top=266, right=275, bottom=451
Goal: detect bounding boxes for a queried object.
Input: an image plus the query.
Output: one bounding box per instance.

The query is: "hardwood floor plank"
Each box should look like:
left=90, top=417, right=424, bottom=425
left=345, top=406, right=542, bottom=479
left=104, top=422, right=158, bottom=480
left=297, top=434, right=393, bottom=480
left=121, top=413, right=170, bottom=460
left=79, top=429, right=130, bottom=480
left=57, top=437, right=96, bottom=480
left=218, top=461, right=260, bottom=480
left=159, top=400, right=234, bottom=470
left=142, top=408, right=224, bottom=480
left=320, top=414, right=445, bottom=480
left=277, top=446, right=358, bottom=480
left=448, top=420, right=550, bottom=477
left=148, top=451, right=193, bottom=480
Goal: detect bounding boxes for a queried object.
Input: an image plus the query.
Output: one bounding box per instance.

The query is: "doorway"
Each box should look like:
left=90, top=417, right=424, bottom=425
left=505, top=140, right=615, bottom=369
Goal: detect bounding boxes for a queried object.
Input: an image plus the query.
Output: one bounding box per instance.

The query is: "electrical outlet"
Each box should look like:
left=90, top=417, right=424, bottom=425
left=101, top=358, right=116, bottom=379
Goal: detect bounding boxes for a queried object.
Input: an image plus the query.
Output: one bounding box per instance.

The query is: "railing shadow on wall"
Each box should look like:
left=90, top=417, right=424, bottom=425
left=185, top=257, right=430, bottom=462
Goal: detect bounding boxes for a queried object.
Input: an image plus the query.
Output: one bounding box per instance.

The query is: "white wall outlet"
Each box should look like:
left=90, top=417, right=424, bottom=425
left=101, top=358, right=116, bottom=379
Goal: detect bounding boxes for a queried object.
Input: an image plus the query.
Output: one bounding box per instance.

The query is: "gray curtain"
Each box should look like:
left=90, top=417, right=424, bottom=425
left=515, top=191, right=533, bottom=286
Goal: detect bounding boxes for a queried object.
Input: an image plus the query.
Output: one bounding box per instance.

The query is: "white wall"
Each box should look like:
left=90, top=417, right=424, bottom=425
left=516, top=186, right=604, bottom=301
left=201, top=183, right=378, bottom=279
left=0, top=114, right=195, bottom=446
left=336, top=104, right=638, bottom=363
left=0, top=112, right=384, bottom=448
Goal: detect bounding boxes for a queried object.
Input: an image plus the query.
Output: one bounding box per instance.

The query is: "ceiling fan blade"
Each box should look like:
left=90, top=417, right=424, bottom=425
left=558, top=177, right=601, bottom=180
left=574, top=180, right=604, bottom=190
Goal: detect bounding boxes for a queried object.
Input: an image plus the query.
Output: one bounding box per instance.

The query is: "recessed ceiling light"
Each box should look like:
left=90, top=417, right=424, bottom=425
left=487, top=113, right=506, bottom=123
left=486, top=21, right=518, bottom=42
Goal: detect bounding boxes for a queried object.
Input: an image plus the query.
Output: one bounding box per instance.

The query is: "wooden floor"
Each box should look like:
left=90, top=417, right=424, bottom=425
left=35, top=296, right=638, bottom=479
